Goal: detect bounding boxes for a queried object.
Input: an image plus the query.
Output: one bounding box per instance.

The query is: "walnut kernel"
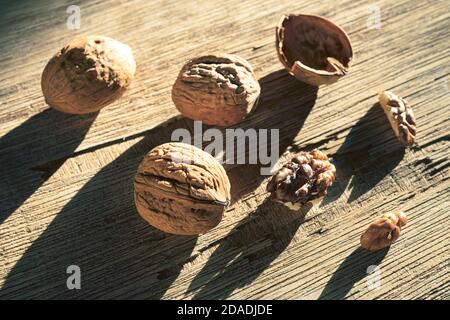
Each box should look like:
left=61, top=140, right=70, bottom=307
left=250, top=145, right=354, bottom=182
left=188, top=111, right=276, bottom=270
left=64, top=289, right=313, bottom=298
left=378, top=90, right=417, bottom=146
left=360, top=211, right=408, bottom=251
left=266, top=149, right=336, bottom=210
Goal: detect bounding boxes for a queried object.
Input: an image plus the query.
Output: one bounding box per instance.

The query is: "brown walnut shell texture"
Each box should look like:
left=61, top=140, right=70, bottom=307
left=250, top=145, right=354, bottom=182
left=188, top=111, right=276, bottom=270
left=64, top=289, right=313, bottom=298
left=360, top=211, right=408, bottom=251
left=378, top=90, right=417, bottom=146
left=41, top=35, right=136, bottom=114
left=172, top=54, right=261, bottom=126
left=276, top=14, right=353, bottom=86
left=267, top=149, right=336, bottom=208
left=134, top=143, right=231, bottom=235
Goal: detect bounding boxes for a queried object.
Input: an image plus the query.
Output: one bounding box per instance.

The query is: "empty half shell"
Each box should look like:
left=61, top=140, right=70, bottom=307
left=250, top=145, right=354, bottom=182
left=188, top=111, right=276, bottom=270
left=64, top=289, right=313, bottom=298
left=276, top=14, right=353, bottom=86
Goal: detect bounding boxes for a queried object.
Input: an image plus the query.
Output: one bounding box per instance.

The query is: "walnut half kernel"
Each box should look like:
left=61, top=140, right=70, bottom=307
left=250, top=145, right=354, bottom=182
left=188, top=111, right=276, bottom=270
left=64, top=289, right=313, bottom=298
left=360, top=211, right=408, bottom=251
left=266, top=149, right=336, bottom=210
left=378, top=90, right=417, bottom=146
left=134, top=143, right=231, bottom=235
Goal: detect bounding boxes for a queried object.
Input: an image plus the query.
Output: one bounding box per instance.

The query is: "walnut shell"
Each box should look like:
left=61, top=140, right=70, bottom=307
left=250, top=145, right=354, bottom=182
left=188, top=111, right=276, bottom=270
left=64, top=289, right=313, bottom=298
left=378, top=90, right=417, bottom=146
left=134, top=142, right=231, bottom=235
left=171, top=54, right=261, bottom=126
left=266, top=149, right=336, bottom=210
left=360, top=211, right=408, bottom=251
left=276, top=14, right=353, bottom=86
left=41, top=35, right=136, bottom=114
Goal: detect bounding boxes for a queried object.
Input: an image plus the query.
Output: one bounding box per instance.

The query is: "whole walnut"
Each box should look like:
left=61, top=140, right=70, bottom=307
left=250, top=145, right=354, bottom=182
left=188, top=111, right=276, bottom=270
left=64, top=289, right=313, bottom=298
left=172, top=54, right=261, bottom=126
left=360, top=211, right=408, bottom=251
left=41, top=35, right=136, bottom=114
left=266, top=149, right=336, bottom=210
left=276, top=14, right=353, bottom=86
left=134, top=142, right=231, bottom=235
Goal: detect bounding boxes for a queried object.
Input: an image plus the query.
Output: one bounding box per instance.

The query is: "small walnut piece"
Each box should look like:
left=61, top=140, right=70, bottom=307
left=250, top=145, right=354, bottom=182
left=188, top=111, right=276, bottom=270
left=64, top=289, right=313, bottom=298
left=276, top=14, right=353, bottom=86
left=134, top=143, right=231, bottom=235
left=378, top=91, right=417, bottom=146
left=266, top=149, right=336, bottom=210
left=360, top=211, right=408, bottom=251
left=172, top=54, right=261, bottom=126
left=41, top=36, right=136, bottom=114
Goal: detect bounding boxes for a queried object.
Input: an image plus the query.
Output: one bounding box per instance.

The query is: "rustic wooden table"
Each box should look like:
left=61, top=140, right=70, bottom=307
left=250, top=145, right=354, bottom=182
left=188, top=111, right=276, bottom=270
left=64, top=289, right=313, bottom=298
left=0, top=0, right=448, bottom=299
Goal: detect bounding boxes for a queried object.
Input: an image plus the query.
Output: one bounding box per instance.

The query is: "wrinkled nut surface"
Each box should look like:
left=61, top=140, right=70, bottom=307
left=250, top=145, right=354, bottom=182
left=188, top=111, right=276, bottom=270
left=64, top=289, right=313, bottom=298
left=134, top=142, right=231, bottom=235
left=378, top=90, right=417, bottom=146
left=276, top=14, right=353, bottom=86
left=41, top=35, right=136, bottom=114
left=172, top=54, right=261, bottom=126
left=267, top=149, right=336, bottom=210
left=360, top=211, right=408, bottom=251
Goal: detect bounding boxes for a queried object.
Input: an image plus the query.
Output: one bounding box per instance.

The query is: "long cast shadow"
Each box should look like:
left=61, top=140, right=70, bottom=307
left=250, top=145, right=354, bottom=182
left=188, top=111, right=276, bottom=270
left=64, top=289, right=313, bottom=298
left=238, top=69, right=318, bottom=152
left=318, top=246, right=389, bottom=300
left=0, top=109, right=97, bottom=224
left=1, top=70, right=318, bottom=299
left=222, top=69, right=318, bottom=202
left=187, top=198, right=312, bottom=299
left=322, top=103, right=405, bottom=205
left=183, top=71, right=318, bottom=299
left=0, top=118, right=199, bottom=299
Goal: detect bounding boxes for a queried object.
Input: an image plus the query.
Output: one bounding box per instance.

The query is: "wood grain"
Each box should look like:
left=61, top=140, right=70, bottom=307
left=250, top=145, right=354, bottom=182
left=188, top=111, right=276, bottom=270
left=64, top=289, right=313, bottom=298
left=0, top=0, right=449, bottom=299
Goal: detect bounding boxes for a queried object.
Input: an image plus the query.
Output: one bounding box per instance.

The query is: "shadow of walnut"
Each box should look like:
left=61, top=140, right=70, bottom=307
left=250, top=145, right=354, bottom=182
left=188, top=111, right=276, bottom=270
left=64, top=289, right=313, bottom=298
left=1, top=70, right=317, bottom=299
left=318, top=246, right=389, bottom=300
left=187, top=198, right=312, bottom=299
left=1, top=120, right=198, bottom=299
left=0, top=109, right=97, bottom=225
left=322, top=103, right=405, bottom=205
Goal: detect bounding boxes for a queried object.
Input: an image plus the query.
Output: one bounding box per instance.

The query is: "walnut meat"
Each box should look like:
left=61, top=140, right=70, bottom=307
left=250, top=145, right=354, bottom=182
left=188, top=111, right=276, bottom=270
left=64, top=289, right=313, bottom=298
left=378, top=91, right=417, bottom=146
left=172, top=54, right=261, bottom=126
left=41, top=36, right=136, bottom=114
left=134, top=143, right=231, bottom=235
left=266, top=149, right=336, bottom=210
left=276, top=14, right=353, bottom=86
left=360, top=211, right=408, bottom=251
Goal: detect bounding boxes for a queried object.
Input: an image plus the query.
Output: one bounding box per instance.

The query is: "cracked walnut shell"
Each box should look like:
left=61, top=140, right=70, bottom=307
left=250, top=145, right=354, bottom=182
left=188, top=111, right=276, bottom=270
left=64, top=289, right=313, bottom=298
left=276, top=14, right=353, bottom=86
left=378, top=90, right=417, bottom=146
left=172, top=54, right=261, bottom=126
left=134, top=143, right=231, bottom=235
left=41, top=36, right=136, bottom=114
left=360, top=211, right=408, bottom=251
left=266, top=149, right=336, bottom=210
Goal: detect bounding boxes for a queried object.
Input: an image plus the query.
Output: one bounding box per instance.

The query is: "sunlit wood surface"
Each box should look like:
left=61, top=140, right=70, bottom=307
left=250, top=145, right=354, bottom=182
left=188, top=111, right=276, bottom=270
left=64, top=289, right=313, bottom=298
left=0, top=0, right=448, bottom=299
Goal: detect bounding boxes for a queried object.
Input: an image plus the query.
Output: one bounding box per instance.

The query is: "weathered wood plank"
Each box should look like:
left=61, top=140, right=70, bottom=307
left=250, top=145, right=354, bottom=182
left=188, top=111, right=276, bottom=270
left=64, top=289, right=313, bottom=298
left=0, top=0, right=449, bottom=299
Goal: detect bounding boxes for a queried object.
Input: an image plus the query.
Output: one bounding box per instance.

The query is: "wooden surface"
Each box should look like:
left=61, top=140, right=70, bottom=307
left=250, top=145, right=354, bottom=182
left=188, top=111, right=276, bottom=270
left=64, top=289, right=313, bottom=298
left=0, top=0, right=449, bottom=300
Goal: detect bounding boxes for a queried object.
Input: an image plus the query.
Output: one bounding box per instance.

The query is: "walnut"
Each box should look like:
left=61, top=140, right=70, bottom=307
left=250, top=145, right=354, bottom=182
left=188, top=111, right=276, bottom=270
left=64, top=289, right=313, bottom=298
left=134, top=142, right=231, bottom=235
left=378, top=90, right=417, bottom=146
left=266, top=149, right=336, bottom=210
left=360, top=211, right=408, bottom=251
left=171, top=54, right=261, bottom=126
left=41, top=36, right=136, bottom=114
left=276, top=14, right=353, bottom=86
